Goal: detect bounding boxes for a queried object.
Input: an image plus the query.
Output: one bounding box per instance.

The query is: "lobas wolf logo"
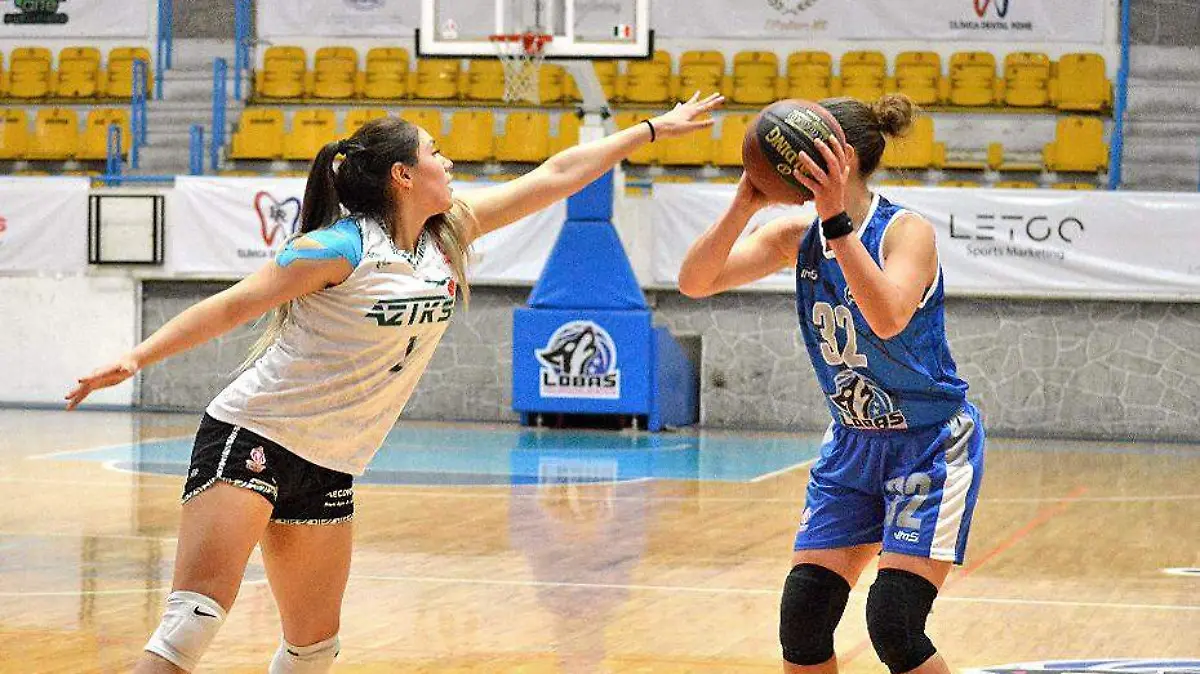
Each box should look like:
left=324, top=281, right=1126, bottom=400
left=969, top=659, right=1200, bottom=674
left=767, top=0, right=819, bottom=15
left=536, top=321, right=621, bottom=399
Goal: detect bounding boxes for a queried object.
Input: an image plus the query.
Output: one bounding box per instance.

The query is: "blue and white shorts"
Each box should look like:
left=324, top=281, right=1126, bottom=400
left=793, top=403, right=985, bottom=564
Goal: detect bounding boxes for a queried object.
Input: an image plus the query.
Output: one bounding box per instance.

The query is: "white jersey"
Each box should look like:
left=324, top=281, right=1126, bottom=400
left=207, top=209, right=470, bottom=475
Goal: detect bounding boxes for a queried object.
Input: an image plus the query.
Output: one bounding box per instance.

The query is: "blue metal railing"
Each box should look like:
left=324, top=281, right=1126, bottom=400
left=211, top=58, right=229, bottom=172
left=98, top=175, right=178, bottom=185
left=155, top=0, right=173, bottom=100
left=1108, top=0, right=1131, bottom=190
left=131, top=59, right=149, bottom=169
left=234, top=0, right=252, bottom=101
left=105, top=124, right=123, bottom=177
left=189, top=124, right=205, bottom=175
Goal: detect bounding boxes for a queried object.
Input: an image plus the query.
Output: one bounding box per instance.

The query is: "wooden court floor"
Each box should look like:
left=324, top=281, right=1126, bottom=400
left=0, top=409, right=1197, bottom=673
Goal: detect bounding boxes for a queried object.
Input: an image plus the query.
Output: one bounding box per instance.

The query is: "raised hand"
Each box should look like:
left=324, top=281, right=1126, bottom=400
left=650, top=91, right=725, bottom=139
left=792, top=136, right=852, bottom=221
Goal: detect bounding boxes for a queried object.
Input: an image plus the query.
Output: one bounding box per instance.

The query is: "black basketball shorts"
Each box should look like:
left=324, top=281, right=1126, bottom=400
left=182, top=413, right=354, bottom=525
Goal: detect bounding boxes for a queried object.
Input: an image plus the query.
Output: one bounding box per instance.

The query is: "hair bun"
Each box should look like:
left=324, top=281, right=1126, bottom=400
left=870, top=93, right=917, bottom=137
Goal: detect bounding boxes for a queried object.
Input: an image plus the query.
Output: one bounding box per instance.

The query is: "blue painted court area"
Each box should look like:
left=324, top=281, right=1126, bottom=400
left=40, top=424, right=822, bottom=486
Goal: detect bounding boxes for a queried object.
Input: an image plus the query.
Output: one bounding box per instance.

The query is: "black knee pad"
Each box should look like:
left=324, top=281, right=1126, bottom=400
left=865, top=568, right=940, bottom=674
left=779, top=563, right=851, bottom=666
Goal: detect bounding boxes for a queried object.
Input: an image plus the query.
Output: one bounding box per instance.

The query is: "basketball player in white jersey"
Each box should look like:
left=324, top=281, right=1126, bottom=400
left=65, top=92, right=723, bottom=673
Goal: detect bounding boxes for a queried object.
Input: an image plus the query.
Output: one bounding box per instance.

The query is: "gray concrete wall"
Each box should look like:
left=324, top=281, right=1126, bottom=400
left=1132, top=0, right=1200, bottom=46
left=141, top=282, right=1200, bottom=442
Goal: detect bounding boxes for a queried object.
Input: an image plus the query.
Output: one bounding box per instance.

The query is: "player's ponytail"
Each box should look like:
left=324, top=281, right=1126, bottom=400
left=299, top=140, right=345, bottom=234
left=819, top=93, right=919, bottom=177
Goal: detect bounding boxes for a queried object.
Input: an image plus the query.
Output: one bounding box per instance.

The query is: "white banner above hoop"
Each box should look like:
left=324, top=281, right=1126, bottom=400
left=417, top=0, right=652, bottom=58
left=0, top=0, right=151, bottom=39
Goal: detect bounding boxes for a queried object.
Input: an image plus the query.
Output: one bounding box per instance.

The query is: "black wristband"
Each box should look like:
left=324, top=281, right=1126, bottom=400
left=644, top=119, right=656, bottom=142
left=821, top=212, right=854, bottom=240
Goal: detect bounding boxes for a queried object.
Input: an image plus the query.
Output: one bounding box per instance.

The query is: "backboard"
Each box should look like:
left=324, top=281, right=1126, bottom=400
left=417, top=0, right=652, bottom=60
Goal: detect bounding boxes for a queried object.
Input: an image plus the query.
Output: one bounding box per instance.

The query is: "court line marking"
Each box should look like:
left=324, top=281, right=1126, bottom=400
left=343, top=574, right=1200, bottom=612
left=2, top=476, right=1198, bottom=504
left=25, top=434, right=194, bottom=460
left=4, top=573, right=1195, bottom=613
left=748, top=458, right=816, bottom=483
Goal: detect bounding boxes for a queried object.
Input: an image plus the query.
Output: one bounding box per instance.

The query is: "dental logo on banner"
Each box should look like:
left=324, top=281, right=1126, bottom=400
left=0, top=177, right=89, bottom=274
left=0, top=0, right=151, bottom=38
left=167, top=176, right=565, bottom=280
left=651, top=184, right=1200, bottom=300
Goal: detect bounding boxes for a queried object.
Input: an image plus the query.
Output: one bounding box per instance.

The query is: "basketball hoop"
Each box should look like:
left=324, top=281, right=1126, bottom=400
left=489, top=32, right=552, bottom=104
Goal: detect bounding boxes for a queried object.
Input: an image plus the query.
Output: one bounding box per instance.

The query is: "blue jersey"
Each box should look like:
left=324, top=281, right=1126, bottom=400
left=795, top=194, right=968, bottom=431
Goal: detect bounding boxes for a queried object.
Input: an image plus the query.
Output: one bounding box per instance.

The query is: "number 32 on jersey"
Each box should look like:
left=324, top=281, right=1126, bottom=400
left=812, top=301, right=868, bottom=368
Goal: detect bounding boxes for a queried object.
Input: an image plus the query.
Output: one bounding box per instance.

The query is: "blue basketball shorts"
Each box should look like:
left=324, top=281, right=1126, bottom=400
left=793, top=403, right=985, bottom=564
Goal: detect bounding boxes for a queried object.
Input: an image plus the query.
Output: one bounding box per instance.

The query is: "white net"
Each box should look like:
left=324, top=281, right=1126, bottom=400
left=490, top=33, right=550, bottom=104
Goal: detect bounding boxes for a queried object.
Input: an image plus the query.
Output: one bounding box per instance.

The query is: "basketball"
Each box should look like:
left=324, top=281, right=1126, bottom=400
left=741, top=99, right=847, bottom=204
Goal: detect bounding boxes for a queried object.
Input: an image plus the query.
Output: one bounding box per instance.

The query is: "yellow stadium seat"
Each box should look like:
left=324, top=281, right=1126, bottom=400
left=8, top=47, right=53, bottom=99
left=566, top=61, right=619, bottom=101
left=993, top=180, right=1039, bottom=189
left=344, top=108, right=388, bottom=135
left=414, top=59, right=461, bottom=100
left=614, top=112, right=657, bottom=164
left=731, top=51, right=778, bottom=105
left=77, top=109, right=131, bottom=160
left=56, top=47, right=103, bottom=98
left=0, top=53, right=6, bottom=97
left=877, top=179, right=925, bottom=186
left=0, top=109, right=30, bottom=159
left=948, top=52, right=998, bottom=107
left=552, top=111, right=581, bottom=154
left=677, top=50, right=725, bottom=101
left=497, top=111, right=551, bottom=163
left=465, top=59, right=505, bottom=101
left=714, top=113, right=751, bottom=167
left=275, top=169, right=310, bottom=178
left=284, top=109, right=338, bottom=160
left=1052, top=53, right=1112, bottom=111
left=839, top=51, right=886, bottom=103
left=659, top=124, right=712, bottom=166
left=309, top=46, right=357, bottom=100
left=1003, top=52, right=1051, bottom=107
left=27, top=107, right=79, bottom=160
left=891, top=52, right=943, bottom=106
left=255, top=46, right=307, bottom=99
left=1052, top=182, right=1098, bottom=190
left=939, top=180, right=980, bottom=188
left=104, top=47, right=154, bottom=98
left=880, top=116, right=944, bottom=169
left=443, top=111, right=494, bottom=162
left=399, top=108, right=443, bottom=144
left=361, top=48, right=409, bottom=100
left=621, top=50, right=671, bottom=103
left=784, top=51, right=836, bottom=101
left=538, top=64, right=566, bottom=103
left=230, top=108, right=285, bottom=159
left=1044, top=117, right=1108, bottom=173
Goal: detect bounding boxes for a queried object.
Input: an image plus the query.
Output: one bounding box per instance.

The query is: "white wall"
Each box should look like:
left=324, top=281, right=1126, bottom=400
left=0, top=275, right=139, bottom=407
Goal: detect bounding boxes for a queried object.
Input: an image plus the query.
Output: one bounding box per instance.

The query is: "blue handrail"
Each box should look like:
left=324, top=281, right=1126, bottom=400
left=1108, top=0, right=1131, bottom=190
left=105, top=124, right=123, bottom=177
left=211, top=58, right=228, bottom=172
left=155, top=0, right=173, bottom=99
left=98, top=175, right=177, bottom=186
left=189, top=124, right=205, bottom=175
left=131, top=59, right=149, bottom=169
left=234, top=0, right=252, bottom=101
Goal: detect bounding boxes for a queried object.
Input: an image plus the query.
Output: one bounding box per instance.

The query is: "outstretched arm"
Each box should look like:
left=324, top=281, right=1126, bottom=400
left=65, top=245, right=351, bottom=409
left=678, top=174, right=808, bottom=298
left=460, top=92, right=724, bottom=241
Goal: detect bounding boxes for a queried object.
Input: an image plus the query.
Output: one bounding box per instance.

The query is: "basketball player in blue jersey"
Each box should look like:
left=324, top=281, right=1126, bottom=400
left=679, top=93, right=985, bottom=674
left=64, top=92, right=723, bottom=673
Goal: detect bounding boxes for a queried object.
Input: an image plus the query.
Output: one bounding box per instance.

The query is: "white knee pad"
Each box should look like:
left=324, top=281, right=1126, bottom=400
left=269, top=634, right=340, bottom=673
left=144, top=590, right=227, bottom=672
